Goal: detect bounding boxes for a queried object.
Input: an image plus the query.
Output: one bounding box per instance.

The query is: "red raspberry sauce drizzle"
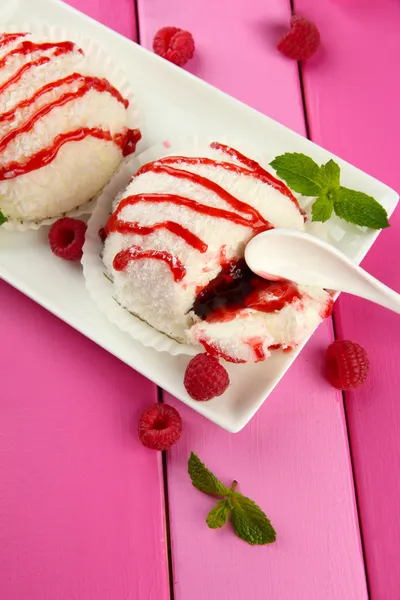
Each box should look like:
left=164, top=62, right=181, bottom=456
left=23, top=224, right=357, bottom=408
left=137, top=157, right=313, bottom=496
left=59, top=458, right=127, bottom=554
left=0, top=56, right=68, bottom=97
left=0, top=41, right=82, bottom=71
left=136, top=162, right=274, bottom=230
left=245, top=340, right=291, bottom=361
left=157, top=143, right=299, bottom=211
left=199, top=337, right=291, bottom=363
left=116, top=128, right=142, bottom=157
left=157, top=142, right=301, bottom=212
left=0, top=39, right=139, bottom=179
left=105, top=190, right=273, bottom=252
left=107, top=146, right=297, bottom=264
left=197, top=338, right=246, bottom=364
left=246, top=338, right=266, bottom=362
left=320, top=295, right=334, bottom=319
left=108, top=216, right=207, bottom=253
left=268, top=344, right=282, bottom=351
left=0, top=33, right=27, bottom=49
left=0, top=128, right=133, bottom=181
left=0, top=76, right=130, bottom=152
left=0, top=73, right=129, bottom=125
left=210, top=142, right=300, bottom=209
left=113, top=246, right=186, bottom=282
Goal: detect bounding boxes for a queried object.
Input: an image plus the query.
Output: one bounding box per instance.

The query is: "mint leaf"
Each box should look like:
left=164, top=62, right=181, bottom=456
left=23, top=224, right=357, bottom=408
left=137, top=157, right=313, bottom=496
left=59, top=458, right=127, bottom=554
left=269, top=151, right=389, bottom=230
left=188, top=452, right=231, bottom=497
left=316, top=159, right=340, bottom=189
left=311, top=195, right=334, bottom=222
left=270, top=153, right=322, bottom=196
left=188, top=454, right=277, bottom=545
left=0, top=210, right=7, bottom=225
left=230, top=493, right=276, bottom=546
left=206, top=499, right=231, bottom=529
left=334, top=187, right=390, bottom=229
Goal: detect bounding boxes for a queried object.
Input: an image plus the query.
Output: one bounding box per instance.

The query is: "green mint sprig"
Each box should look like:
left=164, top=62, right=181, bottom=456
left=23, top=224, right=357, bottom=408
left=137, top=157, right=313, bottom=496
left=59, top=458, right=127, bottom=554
left=188, top=452, right=276, bottom=546
left=0, top=211, right=7, bottom=226
left=269, top=153, right=389, bottom=230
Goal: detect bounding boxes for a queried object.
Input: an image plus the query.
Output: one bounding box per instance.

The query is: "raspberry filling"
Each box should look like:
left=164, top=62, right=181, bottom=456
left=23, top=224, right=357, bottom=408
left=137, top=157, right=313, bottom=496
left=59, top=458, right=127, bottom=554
left=193, top=258, right=301, bottom=323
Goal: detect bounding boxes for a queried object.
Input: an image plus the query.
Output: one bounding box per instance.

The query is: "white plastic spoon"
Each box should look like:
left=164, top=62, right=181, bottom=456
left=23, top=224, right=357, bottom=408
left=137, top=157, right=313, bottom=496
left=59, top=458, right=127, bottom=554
left=244, top=229, right=400, bottom=314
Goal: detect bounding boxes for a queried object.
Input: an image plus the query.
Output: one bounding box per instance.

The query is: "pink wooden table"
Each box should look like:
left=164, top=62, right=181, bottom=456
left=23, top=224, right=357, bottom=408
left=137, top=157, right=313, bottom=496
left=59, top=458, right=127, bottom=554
left=1, top=0, right=399, bottom=598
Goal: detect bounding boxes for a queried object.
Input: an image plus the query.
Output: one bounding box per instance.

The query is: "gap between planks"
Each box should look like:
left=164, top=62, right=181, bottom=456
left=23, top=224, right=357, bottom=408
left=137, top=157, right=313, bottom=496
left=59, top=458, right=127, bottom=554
left=158, top=387, right=176, bottom=600
left=133, top=1, right=174, bottom=595
left=133, top=0, right=141, bottom=44
left=290, top=0, right=371, bottom=595
left=132, top=0, right=369, bottom=596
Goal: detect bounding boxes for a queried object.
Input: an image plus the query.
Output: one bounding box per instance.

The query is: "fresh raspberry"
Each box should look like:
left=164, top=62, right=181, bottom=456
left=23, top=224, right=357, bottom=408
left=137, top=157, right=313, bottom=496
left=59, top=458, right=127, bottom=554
left=184, top=353, right=230, bottom=401
left=153, top=26, right=195, bottom=67
left=325, top=340, right=370, bottom=390
left=48, top=217, right=87, bottom=261
left=138, top=403, right=182, bottom=450
left=277, top=16, right=320, bottom=61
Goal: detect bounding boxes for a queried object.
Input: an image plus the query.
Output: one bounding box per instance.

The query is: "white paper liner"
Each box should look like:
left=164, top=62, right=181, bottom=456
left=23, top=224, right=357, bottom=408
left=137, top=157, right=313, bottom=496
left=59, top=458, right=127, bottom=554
left=82, top=139, right=207, bottom=357
left=83, top=137, right=263, bottom=357
left=82, top=136, right=356, bottom=357
left=1, top=23, right=142, bottom=232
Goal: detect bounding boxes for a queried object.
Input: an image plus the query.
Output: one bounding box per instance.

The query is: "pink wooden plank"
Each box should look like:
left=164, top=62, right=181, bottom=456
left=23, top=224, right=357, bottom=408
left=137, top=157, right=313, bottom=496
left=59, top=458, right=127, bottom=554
left=295, top=1, right=400, bottom=598
left=0, top=283, right=169, bottom=600
left=138, top=0, right=304, bottom=131
left=65, top=0, right=137, bottom=40
left=0, top=2, right=169, bottom=599
left=138, top=0, right=368, bottom=598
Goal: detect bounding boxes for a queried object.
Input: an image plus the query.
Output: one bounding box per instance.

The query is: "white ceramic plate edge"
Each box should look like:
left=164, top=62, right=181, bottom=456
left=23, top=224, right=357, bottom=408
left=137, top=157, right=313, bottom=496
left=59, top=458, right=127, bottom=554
left=0, top=0, right=398, bottom=432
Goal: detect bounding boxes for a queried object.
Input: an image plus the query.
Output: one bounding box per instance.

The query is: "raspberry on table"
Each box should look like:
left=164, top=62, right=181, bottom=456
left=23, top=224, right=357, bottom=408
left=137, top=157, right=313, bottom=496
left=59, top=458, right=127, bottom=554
left=48, top=217, right=87, bottom=261
left=184, top=353, right=230, bottom=401
left=277, top=15, right=320, bottom=61
left=325, top=340, right=370, bottom=391
left=153, top=26, right=195, bottom=67
left=138, top=403, right=182, bottom=450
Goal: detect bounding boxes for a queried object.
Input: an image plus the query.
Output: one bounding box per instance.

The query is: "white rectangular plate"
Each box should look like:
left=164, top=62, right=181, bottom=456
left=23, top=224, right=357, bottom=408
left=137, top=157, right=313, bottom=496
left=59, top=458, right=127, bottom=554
left=1, top=0, right=398, bottom=432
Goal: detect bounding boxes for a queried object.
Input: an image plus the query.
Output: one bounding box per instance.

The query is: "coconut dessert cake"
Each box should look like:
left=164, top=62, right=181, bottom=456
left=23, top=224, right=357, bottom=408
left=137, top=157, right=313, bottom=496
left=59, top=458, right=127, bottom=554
left=0, top=31, right=140, bottom=223
left=101, top=142, right=333, bottom=363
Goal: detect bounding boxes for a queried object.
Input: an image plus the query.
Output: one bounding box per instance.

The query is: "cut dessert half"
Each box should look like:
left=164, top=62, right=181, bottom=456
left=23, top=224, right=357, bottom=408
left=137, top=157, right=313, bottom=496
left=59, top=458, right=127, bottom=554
left=97, top=141, right=332, bottom=363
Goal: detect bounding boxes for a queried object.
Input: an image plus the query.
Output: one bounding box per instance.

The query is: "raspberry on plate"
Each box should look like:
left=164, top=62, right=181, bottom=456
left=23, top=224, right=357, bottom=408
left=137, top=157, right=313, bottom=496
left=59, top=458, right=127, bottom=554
left=138, top=403, right=182, bottom=450
left=48, top=217, right=87, bottom=261
left=277, top=15, right=320, bottom=61
left=153, top=26, right=195, bottom=67
left=325, top=340, right=370, bottom=390
left=184, top=353, right=230, bottom=401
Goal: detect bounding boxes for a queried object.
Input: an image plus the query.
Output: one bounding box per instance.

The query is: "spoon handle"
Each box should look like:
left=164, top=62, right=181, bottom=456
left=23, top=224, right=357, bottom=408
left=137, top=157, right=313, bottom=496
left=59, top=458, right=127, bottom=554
left=347, top=265, right=400, bottom=314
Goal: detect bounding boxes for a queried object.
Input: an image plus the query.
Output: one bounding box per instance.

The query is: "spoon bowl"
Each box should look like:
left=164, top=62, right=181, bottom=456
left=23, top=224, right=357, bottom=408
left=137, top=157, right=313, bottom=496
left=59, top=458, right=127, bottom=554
left=244, top=229, right=400, bottom=315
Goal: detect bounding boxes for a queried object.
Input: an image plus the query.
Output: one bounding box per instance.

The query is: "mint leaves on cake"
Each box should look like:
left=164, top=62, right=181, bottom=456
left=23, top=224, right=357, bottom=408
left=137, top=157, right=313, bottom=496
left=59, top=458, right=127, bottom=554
left=0, top=211, right=7, bottom=226
left=188, top=452, right=276, bottom=546
left=270, top=153, right=389, bottom=230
